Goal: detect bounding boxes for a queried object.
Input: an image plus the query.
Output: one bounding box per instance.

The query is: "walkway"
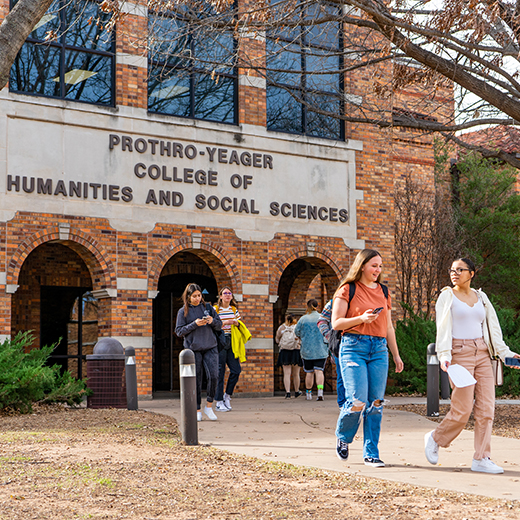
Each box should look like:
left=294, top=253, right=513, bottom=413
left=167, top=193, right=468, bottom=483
left=143, top=396, right=520, bottom=500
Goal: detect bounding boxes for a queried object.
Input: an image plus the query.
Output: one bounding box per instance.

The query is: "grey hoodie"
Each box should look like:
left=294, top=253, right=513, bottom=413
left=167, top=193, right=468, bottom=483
left=175, top=303, right=222, bottom=352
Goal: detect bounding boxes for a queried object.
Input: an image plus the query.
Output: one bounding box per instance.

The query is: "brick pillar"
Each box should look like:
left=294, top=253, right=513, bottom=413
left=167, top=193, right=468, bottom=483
left=115, top=0, right=148, bottom=109
left=237, top=0, right=267, bottom=126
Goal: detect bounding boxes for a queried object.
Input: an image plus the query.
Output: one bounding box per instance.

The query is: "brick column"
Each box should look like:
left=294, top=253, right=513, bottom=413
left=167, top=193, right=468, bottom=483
left=115, top=0, right=148, bottom=109
left=237, top=0, right=267, bottom=127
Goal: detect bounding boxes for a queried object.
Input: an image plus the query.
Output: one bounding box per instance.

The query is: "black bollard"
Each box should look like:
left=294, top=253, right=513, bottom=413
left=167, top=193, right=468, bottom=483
left=125, top=346, right=138, bottom=411
left=179, top=349, right=198, bottom=445
left=426, top=343, right=440, bottom=417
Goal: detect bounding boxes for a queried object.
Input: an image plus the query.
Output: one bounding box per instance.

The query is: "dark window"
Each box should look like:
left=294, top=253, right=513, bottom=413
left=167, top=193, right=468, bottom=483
left=148, top=4, right=237, bottom=124
left=266, top=1, right=344, bottom=140
left=9, top=0, right=115, bottom=106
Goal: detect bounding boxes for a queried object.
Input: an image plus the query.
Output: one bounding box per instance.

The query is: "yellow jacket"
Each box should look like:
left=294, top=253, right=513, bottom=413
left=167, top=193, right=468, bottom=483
left=231, top=320, right=251, bottom=362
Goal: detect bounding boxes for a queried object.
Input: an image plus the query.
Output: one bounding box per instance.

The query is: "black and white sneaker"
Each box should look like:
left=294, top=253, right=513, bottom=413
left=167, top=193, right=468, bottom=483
left=336, top=439, right=349, bottom=461
left=364, top=457, right=385, bottom=468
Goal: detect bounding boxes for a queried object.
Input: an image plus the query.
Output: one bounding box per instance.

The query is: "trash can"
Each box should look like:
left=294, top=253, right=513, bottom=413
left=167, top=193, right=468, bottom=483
left=87, top=338, right=127, bottom=409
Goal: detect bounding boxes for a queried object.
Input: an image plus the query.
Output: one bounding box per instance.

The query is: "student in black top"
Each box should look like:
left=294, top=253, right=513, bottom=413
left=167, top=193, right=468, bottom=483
left=175, top=283, right=222, bottom=422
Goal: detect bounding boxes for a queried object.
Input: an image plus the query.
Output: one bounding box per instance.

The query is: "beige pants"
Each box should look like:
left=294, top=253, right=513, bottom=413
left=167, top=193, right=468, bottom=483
left=432, top=337, right=495, bottom=460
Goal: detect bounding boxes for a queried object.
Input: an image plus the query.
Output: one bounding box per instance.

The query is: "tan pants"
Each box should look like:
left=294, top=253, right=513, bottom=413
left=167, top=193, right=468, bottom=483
left=432, top=338, right=495, bottom=460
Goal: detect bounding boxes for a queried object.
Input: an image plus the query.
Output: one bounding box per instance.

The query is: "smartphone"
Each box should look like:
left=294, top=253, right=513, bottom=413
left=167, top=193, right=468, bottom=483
left=372, top=307, right=384, bottom=315
left=505, top=357, right=520, bottom=366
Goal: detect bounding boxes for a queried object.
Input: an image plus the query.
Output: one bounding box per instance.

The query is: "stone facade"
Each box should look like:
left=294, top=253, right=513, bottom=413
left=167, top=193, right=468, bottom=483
left=0, top=0, right=449, bottom=398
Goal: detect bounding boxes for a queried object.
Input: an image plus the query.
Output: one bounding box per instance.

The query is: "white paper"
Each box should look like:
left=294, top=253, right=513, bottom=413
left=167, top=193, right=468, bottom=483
left=447, top=364, right=477, bottom=388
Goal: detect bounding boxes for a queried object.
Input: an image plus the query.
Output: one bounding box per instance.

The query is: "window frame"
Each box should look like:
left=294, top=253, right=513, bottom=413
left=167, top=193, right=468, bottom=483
left=266, top=1, right=345, bottom=140
left=9, top=0, right=116, bottom=107
left=147, top=6, right=238, bottom=125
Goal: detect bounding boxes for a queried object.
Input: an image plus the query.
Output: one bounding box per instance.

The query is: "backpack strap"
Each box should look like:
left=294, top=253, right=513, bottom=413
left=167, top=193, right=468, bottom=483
left=347, top=282, right=356, bottom=313
left=346, top=282, right=388, bottom=313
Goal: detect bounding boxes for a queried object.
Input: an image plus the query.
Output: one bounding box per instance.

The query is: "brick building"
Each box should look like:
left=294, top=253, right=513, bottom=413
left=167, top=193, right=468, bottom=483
left=0, top=0, right=447, bottom=398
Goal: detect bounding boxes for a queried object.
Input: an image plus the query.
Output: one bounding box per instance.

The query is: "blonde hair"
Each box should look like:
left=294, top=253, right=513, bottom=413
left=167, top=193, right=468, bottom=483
left=335, top=249, right=382, bottom=295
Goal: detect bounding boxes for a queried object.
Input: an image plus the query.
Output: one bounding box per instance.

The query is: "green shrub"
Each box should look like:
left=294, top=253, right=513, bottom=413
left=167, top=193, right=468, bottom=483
left=388, top=305, right=436, bottom=394
left=388, top=301, right=520, bottom=396
left=0, top=332, right=91, bottom=413
left=492, top=303, right=520, bottom=397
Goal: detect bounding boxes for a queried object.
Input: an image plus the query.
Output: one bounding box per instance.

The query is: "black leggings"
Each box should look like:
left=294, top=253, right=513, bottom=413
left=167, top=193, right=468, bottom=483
left=194, top=347, right=219, bottom=409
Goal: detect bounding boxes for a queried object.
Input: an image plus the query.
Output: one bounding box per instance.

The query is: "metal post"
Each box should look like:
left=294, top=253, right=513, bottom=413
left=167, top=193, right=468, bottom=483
left=125, top=347, right=138, bottom=411
left=179, top=349, right=198, bottom=445
left=426, top=343, right=440, bottom=417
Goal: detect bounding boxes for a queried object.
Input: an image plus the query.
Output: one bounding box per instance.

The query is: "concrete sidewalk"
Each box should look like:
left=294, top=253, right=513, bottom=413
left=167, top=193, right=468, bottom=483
left=142, top=396, right=520, bottom=500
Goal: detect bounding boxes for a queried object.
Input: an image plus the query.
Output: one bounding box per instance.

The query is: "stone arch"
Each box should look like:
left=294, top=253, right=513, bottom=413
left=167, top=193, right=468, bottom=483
left=6, top=227, right=117, bottom=291
left=148, top=237, right=241, bottom=293
left=269, top=246, right=343, bottom=298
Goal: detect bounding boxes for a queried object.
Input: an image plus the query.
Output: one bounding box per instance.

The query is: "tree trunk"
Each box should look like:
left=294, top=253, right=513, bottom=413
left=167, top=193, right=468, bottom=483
left=0, top=0, right=54, bottom=89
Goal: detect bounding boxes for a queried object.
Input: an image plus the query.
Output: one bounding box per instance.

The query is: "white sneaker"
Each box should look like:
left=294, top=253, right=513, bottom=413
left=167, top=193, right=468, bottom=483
left=204, top=407, right=218, bottom=421
left=424, top=430, right=439, bottom=465
left=224, top=393, right=232, bottom=410
left=306, top=391, right=312, bottom=401
left=216, top=401, right=230, bottom=412
left=471, top=458, right=504, bottom=474
left=197, top=411, right=202, bottom=422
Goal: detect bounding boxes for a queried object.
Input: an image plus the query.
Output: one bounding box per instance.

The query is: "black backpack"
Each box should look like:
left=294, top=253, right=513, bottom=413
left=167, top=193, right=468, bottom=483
left=329, top=282, right=389, bottom=358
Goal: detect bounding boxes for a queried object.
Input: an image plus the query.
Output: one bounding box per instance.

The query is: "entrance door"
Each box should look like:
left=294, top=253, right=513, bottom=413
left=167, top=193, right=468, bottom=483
left=274, top=257, right=339, bottom=393
left=40, top=286, right=96, bottom=378
left=153, top=273, right=218, bottom=393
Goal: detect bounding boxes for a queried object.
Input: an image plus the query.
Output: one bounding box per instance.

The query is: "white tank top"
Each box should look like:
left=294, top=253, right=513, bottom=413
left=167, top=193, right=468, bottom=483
left=451, top=294, right=486, bottom=340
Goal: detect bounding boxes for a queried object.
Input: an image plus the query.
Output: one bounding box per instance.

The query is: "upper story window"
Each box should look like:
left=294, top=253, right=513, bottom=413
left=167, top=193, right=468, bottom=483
left=148, top=3, right=237, bottom=124
left=266, top=1, right=344, bottom=140
left=9, top=0, right=115, bottom=106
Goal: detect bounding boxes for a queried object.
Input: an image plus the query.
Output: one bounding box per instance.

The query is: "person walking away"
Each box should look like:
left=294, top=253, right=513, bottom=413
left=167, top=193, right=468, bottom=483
left=276, top=314, right=303, bottom=398
left=424, top=258, right=520, bottom=474
left=331, top=249, right=404, bottom=468
left=214, top=287, right=243, bottom=412
left=175, top=283, right=222, bottom=422
left=318, top=299, right=345, bottom=407
left=294, top=299, right=329, bottom=401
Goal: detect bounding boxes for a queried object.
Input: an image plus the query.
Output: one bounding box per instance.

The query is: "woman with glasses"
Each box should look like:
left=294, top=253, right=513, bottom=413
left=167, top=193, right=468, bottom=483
left=214, top=287, right=243, bottom=412
left=424, top=258, right=520, bottom=473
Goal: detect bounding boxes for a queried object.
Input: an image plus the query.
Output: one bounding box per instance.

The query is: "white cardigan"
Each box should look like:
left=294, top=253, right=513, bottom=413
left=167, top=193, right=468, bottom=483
left=435, top=286, right=515, bottom=364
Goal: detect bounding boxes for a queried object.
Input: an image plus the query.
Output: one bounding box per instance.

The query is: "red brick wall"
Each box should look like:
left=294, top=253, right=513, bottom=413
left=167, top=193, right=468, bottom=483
left=0, top=0, right=448, bottom=398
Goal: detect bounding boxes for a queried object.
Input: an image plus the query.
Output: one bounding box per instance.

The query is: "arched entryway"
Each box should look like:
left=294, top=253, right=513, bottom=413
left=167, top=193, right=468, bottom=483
left=273, top=257, right=340, bottom=394
left=11, top=242, right=98, bottom=378
left=152, top=250, right=231, bottom=394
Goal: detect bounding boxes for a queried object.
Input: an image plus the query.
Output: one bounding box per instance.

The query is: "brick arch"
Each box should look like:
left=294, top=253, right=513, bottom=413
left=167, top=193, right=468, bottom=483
left=148, top=238, right=241, bottom=293
left=6, top=227, right=117, bottom=291
left=269, top=246, right=344, bottom=297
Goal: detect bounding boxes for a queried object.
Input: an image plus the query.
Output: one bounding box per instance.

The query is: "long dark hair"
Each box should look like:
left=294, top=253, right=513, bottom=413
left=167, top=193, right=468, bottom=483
left=181, top=283, right=204, bottom=317
left=456, top=257, right=476, bottom=274
left=453, top=257, right=476, bottom=282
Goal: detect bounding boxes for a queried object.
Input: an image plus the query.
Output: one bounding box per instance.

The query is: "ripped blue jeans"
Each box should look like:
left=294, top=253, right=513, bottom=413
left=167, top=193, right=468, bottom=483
left=335, top=333, right=389, bottom=459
